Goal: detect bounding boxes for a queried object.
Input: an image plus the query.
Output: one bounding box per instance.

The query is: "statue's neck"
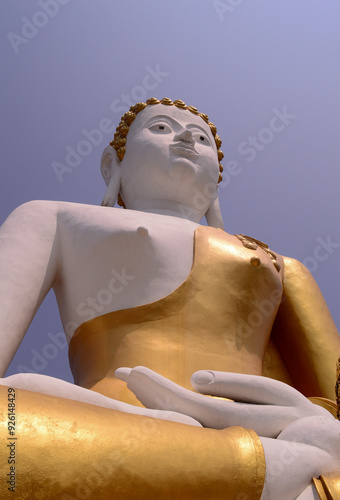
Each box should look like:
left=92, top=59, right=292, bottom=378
left=125, top=199, right=203, bottom=223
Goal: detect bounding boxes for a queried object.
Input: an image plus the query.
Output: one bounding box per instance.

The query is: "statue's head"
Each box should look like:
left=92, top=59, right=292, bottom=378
left=100, top=97, right=224, bottom=228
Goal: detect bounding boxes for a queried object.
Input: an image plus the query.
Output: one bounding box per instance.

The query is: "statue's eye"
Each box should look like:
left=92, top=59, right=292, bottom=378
left=194, top=132, right=210, bottom=145
left=149, top=123, right=171, bottom=133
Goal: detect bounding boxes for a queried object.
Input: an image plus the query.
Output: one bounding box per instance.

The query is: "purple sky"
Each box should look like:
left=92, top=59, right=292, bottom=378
left=1, top=0, right=339, bottom=383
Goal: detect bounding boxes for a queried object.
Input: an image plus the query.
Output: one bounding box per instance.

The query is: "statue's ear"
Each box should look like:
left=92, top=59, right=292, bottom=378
left=205, top=190, right=224, bottom=230
left=100, top=146, right=121, bottom=207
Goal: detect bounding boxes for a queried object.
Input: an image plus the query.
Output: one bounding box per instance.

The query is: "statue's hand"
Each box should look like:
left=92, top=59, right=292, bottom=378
left=115, top=367, right=332, bottom=438
left=116, top=367, right=340, bottom=499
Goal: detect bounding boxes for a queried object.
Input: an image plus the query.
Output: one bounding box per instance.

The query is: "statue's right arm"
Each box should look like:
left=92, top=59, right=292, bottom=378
left=0, top=200, right=59, bottom=376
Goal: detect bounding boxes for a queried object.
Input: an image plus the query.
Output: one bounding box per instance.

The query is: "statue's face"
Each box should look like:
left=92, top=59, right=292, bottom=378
left=119, top=105, right=220, bottom=210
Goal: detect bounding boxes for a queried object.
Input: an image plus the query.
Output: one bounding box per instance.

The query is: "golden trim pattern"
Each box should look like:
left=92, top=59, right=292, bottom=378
left=235, top=234, right=281, bottom=272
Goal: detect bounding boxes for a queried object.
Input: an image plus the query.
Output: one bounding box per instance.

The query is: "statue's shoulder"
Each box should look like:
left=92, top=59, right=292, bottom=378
left=275, top=255, right=321, bottom=291
left=12, top=200, right=122, bottom=221
left=55, top=202, right=124, bottom=225
left=1, top=200, right=61, bottom=242
left=281, top=254, right=313, bottom=279
left=11, top=199, right=59, bottom=213
left=281, top=255, right=302, bottom=268
left=4, top=199, right=59, bottom=227
left=233, top=234, right=316, bottom=279
left=4, top=200, right=119, bottom=231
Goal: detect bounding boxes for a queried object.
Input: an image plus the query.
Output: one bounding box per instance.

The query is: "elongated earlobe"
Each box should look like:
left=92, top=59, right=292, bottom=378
left=101, top=171, right=121, bottom=207
left=205, top=193, right=224, bottom=229
left=100, top=146, right=121, bottom=207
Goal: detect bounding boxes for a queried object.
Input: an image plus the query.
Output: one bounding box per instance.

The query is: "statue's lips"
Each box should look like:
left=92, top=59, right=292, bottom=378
left=170, top=142, right=199, bottom=157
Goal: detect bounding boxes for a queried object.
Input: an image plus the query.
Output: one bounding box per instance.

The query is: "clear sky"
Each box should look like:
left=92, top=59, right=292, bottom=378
left=1, top=0, right=339, bottom=383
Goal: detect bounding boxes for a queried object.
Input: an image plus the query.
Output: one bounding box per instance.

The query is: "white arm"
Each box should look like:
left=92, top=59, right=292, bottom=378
left=0, top=200, right=59, bottom=375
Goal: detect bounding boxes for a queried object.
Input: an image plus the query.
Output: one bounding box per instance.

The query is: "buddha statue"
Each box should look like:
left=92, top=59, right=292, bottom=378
left=0, top=97, right=339, bottom=499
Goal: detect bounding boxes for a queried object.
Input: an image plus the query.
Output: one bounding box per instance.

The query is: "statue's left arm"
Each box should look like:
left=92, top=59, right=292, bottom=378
left=271, top=256, right=340, bottom=401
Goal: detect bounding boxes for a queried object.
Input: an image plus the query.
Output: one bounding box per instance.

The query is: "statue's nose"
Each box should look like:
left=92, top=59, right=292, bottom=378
left=174, top=128, right=195, bottom=145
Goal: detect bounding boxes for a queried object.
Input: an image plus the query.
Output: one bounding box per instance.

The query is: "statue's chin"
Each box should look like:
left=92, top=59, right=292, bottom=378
left=168, top=158, right=197, bottom=183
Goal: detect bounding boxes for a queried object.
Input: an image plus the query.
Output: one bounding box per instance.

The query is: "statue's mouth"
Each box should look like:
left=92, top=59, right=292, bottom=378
left=170, top=142, right=199, bottom=157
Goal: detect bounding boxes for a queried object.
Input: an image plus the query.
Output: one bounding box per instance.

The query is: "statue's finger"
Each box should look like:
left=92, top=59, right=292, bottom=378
left=191, top=370, right=310, bottom=407
left=115, top=367, right=132, bottom=382
left=115, top=367, right=201, bottom=427
left=119, top=366, right=192, bottom=411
